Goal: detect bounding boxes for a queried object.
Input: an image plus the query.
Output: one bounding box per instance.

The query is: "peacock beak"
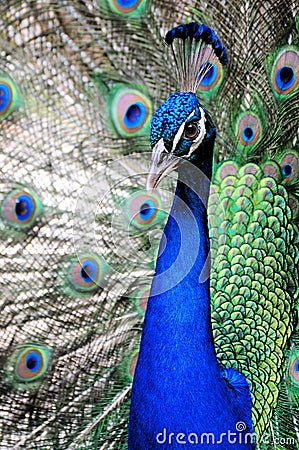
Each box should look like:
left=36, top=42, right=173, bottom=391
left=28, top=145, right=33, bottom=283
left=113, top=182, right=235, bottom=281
left=146, top=138, right=179, bottom=191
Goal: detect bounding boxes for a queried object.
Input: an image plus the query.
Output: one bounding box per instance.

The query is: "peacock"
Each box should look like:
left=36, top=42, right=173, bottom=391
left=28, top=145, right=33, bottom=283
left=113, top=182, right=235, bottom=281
left=0, top=1, right=298, bottom=449
left=128, top=23, right=256, bottom=449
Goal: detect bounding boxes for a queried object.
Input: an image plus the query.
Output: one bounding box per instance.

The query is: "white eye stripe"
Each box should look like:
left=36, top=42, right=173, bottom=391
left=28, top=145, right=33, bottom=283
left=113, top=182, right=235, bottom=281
left=171, top=120, right=186, bottom=153
left=171, top=107, right=206, bottom=157
left=191, top=107, right=206, bottom=140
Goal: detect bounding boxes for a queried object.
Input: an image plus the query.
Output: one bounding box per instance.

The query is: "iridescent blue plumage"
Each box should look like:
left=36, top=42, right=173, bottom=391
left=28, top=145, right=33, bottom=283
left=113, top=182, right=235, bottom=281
left=129, top=24, right=255, bottom=449
left=150, top=92, right=199, bottom=150
left=129, top=95, right=254, bottom=448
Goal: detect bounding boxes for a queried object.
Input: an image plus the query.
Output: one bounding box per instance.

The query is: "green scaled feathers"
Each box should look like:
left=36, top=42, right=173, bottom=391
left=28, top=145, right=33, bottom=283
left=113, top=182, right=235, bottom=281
left=210, top=160, right=299, bottom=442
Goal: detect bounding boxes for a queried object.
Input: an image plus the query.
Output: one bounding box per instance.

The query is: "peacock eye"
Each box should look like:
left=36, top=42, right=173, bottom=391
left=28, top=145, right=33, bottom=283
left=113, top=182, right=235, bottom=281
left=0, top=74, right=20, bottom=119
left=67, top=254, right=106, bottom=293
left=7, top=345, right=51, bottom=388
left=289, top=352, right=299, bottom=384
left=1, top=188, right=43, bottom=230
left=124, top=190, right=164, bottom=230
left=184, top=122, right=199, bottom=139
left=270, top=46, right=299, bottom=97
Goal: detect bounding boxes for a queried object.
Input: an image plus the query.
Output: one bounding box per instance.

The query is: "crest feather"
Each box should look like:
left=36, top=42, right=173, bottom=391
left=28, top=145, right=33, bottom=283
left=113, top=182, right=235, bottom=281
left=165, top=22, right=228, bottom=93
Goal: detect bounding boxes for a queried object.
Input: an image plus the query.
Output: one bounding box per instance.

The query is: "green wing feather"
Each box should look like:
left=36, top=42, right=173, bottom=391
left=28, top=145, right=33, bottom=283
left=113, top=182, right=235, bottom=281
left=209, top=160, right=299, bottom=443
left=205, top=1, right=299, bottom=445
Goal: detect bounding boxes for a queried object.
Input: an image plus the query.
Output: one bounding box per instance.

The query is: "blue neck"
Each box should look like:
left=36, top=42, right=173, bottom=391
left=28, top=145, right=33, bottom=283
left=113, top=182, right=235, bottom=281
left=148, top=169, right=215, bottom=366
left=129, top=165, right=254, bottom=449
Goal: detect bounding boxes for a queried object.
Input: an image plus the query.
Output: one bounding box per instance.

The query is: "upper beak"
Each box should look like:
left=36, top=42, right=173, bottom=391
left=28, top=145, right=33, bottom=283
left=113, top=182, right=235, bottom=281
left=146, top=138, right=180, bottom=191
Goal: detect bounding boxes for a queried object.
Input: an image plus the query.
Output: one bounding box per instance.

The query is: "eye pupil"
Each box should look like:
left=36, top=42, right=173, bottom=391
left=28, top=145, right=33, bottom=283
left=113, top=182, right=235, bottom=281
left=27, top=356, right=37, bottom=370
left=126, top=104, right=141, bottom=122
left=81, top=264, right=92, bottom=281
left=15, top=200, right=28, bottom=217
left=140, top=202, right=151, bottom=216
left=204, top=66, right=214, bottom=80
left=244, top=127, right=254, bottom=139
left=185, top=122, right=198, bottom=139
left=280, top=66, right=293, bottom=84
left=282, top=163, right=292, bottom=177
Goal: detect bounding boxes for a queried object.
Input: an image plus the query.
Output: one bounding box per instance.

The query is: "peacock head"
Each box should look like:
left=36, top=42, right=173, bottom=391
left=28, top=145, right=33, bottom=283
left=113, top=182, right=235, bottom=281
left=147, top=91, right=216, bottom=190
left=146, top=22, right=227, bottom=190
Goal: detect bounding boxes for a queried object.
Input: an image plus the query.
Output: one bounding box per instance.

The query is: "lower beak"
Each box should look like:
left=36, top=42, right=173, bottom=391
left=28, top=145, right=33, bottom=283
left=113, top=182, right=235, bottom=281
left=146, top=138, right=180, bottom=191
